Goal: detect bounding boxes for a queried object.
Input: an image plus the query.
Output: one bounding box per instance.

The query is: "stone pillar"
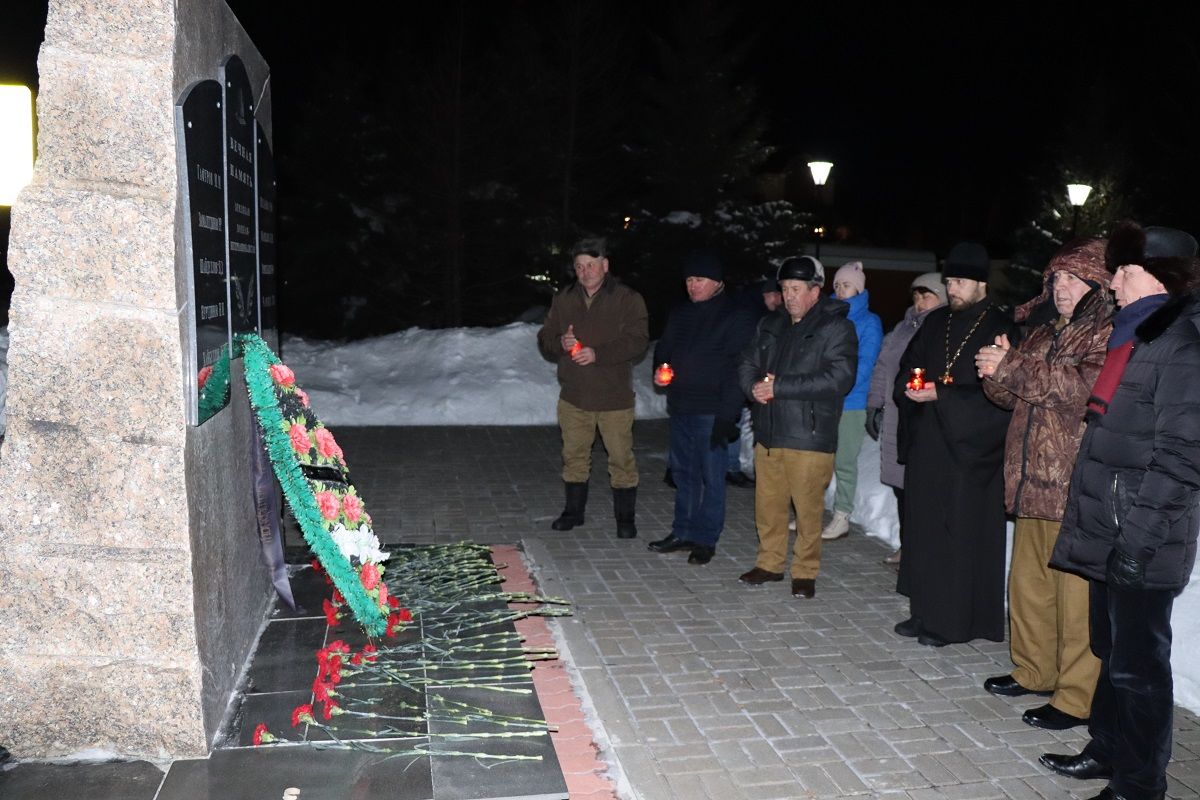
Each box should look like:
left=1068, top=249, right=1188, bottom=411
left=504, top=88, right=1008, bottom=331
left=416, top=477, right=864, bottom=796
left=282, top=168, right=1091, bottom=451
left=0, top=0, right=273, bottom=757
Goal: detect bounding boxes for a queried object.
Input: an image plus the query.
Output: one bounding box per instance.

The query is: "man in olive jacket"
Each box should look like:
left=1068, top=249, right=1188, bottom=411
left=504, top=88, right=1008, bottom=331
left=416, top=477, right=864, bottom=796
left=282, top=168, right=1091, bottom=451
left=1040, top=222, right=1200, bottom=800
left=736, top=255, right=857, bottom=599
left=537, top=237, right=649, bottom=539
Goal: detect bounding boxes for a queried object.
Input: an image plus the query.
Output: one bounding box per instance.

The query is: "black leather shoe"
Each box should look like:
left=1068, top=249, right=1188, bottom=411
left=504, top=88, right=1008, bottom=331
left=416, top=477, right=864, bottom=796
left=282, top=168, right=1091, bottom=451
left=688, top=546, right=715, bottom=565
left=893, top=617, right=922, bottom=638
left=984, top=674, right=1053, bottom=698
left=663, top=468, right=676, bottom=488
left=648, top=534, right=692, bottom=553
left=791, top=578, right=815, bottom=598
left=738, top=567, right=784, bottom=584
left=1038, top=752, right=1113, bottom=780
left=1085, top=789, right=1129, bottom=800
left=1023, top=703, right=1088, bottom=730
left=918, top=630, right=949, bottom=647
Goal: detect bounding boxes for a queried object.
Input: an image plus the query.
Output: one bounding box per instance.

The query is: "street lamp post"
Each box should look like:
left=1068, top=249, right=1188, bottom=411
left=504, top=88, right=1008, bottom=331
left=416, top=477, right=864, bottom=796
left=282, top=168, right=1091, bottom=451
left=1066, top=183, right=1092, bottom=238
left=807, top=160, right=833, bottom=258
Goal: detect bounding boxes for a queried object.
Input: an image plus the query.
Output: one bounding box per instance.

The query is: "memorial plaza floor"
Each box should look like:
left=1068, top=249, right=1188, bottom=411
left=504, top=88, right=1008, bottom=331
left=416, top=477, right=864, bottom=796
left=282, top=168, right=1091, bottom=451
left=339, top=420, right=1200, bottom=800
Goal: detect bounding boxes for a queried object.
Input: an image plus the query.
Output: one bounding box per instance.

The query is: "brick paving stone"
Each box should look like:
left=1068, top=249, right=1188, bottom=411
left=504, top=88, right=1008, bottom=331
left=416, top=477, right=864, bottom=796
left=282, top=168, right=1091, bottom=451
left=338, top=422, right=1200, bottom=800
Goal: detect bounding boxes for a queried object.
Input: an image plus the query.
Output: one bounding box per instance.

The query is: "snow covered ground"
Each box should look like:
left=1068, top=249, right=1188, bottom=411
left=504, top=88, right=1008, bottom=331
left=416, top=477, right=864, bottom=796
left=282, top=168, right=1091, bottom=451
left=1, top=321, right=1199, bottom=713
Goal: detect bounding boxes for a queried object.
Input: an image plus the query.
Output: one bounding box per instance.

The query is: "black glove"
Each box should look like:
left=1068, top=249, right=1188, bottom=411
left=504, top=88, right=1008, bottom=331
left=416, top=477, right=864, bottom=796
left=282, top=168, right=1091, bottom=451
left=710, top=418, right=740, bottom=448
left=1106, top=548, right=1147, bottom=590
left=865, top=407, right=883, bottom=441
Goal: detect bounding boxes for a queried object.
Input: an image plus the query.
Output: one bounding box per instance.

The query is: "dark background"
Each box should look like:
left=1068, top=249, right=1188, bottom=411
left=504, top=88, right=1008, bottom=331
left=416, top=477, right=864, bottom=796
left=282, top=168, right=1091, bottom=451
left=3, top=2, right=1200, bottom=335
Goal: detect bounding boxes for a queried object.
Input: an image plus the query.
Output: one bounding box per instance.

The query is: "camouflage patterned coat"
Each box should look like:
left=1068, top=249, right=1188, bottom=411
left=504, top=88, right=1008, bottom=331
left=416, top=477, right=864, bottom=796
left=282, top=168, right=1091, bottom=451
left=983, top=272, right=1113, bottom=521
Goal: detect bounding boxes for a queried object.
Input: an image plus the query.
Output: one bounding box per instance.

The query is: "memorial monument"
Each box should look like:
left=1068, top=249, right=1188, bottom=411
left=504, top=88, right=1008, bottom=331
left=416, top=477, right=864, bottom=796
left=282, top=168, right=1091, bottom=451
left=0, top=0, right=279, bottom=757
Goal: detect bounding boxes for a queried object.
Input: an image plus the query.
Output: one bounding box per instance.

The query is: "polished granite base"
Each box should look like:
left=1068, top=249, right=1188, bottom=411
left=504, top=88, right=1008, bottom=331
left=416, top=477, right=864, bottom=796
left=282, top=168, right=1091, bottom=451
left=163, top=548, right=567, bottom=800
left=0, top=759, right=165, bottom=800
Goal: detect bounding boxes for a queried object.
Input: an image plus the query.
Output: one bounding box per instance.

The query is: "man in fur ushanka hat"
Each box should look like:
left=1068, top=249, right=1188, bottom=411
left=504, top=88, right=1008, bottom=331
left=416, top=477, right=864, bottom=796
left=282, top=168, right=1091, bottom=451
left=1040, top=221, right=1200, bottom=800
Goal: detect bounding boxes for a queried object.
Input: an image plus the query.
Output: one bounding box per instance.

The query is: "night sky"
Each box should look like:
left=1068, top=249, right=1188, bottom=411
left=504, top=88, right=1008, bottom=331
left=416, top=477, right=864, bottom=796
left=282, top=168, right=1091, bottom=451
left=3, top=2, right=1200, bottom=322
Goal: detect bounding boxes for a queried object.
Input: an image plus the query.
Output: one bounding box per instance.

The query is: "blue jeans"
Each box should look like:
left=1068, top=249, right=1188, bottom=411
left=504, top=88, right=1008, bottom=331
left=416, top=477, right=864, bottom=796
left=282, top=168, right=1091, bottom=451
left=669, top=414, right=727, bottom=547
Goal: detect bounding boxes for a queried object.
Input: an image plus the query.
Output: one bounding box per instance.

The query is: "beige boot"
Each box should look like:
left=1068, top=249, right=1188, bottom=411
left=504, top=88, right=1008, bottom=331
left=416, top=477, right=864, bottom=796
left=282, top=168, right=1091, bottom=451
left=821, top=510, right=851, bottom=540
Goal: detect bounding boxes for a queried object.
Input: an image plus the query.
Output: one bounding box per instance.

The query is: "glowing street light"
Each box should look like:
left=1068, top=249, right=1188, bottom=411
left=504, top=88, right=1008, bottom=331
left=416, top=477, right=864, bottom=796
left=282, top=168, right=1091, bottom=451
left=807, top=161, right=833, bottom=187
left=0, top=85, right=34, bottom=206
left=807, top=161, right=834, bottom=257
left=1067, top=183, right=1092, bottom=236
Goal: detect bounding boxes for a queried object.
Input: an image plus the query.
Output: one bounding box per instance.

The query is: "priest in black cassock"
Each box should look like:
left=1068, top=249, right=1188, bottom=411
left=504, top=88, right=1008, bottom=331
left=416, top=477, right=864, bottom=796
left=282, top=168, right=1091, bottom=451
left=892, top=242, right=1019, bottom=647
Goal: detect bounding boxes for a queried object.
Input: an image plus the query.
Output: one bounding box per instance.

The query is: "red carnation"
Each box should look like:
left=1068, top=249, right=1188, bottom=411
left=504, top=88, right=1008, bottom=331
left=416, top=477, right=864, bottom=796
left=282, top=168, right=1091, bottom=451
left=362, top=644, right=378, bottom=663
left=360, top=562, right=380, bottom=591
left=315, top=490, right=339, bottom=520
left=331, top=589, right=344, bottom=605
left=342, top=493, right=363, bottom=523
left=291, top=704, right=314, bottom=728
left=322, top=598, right=340, bottom=626
left=350, top=652, right=363, bottom=666
left=252, top=723, right=271, bottom=746
left=314, top=427, right=344, bottom=461
left=288, top=422, right=311, bottom=456
left=398, top=608, right=413, bottom=623
left=310, top=558, right=323, bottom=574
left=313, top=676, right=333, bottom=702
left=198, top=365, right=213, bottom=390
left=269, top=363, right=296, bottom=387
left=377, top=582, right=390, bottom=611
left=321, top=699, right=339, bottom=720
left=387, top=595, right=400, bottom=609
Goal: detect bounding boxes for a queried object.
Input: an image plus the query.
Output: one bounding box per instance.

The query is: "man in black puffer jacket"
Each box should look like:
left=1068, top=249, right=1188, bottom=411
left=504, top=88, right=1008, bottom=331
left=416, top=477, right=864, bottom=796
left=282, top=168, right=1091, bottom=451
left=1040, top=222, right=1200, bottom=800
left=647, top=250, right=758, bottom=565
left=734, top=255, right=857, bottom=599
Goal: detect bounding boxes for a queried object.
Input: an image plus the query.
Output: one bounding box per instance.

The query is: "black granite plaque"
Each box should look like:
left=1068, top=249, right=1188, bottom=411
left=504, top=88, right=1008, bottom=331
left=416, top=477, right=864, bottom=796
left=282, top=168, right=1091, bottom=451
left=177, top=78, right=230, bottom=425
left=255, top=123, right=277, bottom=335
left=222, top=56, right=258, bottom=336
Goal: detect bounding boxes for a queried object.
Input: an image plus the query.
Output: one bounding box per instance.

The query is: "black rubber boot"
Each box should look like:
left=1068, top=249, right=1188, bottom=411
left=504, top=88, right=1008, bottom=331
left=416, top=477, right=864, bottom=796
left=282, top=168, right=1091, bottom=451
left=613, top=486, right=638, bottom=539
left=551, top=482, right=588, bottom=531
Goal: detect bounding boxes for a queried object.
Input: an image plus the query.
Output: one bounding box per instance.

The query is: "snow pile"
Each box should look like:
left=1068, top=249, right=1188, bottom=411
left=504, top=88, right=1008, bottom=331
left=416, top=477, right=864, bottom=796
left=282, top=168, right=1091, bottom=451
left=281, top=323, right=667, bottom=426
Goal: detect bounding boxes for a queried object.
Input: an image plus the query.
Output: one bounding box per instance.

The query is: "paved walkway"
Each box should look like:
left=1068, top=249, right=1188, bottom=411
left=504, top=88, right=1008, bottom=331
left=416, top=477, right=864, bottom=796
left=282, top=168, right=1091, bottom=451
left=337, top=422, right=1200, bottom=800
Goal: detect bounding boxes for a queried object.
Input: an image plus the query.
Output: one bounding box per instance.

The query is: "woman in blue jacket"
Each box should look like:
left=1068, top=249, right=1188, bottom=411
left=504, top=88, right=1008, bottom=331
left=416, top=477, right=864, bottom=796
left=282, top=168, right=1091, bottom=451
left=822, top=262, right=882, bottom=540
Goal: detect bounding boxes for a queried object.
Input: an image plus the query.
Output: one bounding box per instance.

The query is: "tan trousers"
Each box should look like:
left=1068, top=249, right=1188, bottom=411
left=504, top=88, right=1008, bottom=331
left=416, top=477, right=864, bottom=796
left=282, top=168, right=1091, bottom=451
left=1009, top=516, right=1100, bottom=718
left=753, top=444, right=834, bottom=579
left=557, top=399, right=638, bottom=488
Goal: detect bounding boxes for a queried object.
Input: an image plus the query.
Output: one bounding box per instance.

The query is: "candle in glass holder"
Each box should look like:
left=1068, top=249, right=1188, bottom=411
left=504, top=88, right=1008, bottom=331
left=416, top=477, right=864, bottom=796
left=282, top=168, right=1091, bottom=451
left=907, top=367, right=926, bottom=391
left=568, top=341, right=583, bottom=356
left=655, top=363, right=674, bottom=385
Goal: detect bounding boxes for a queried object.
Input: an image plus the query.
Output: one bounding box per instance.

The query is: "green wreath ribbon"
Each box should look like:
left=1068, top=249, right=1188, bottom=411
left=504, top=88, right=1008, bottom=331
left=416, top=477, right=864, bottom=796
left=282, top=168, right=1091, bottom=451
left=238, top=333, right=388, bottom=636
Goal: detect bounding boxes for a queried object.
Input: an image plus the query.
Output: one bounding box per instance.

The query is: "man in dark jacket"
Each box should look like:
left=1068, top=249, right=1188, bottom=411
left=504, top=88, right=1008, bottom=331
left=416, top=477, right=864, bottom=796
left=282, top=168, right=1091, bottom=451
left=647, top=251, right=758, bottom=564
left=736, top=255, right=857, bottom=598
left=892, top=242, right=1019, bottom=647
left=1040, top=223, right=1200, bottom=800
left=537, top=237, right=649, bottom=539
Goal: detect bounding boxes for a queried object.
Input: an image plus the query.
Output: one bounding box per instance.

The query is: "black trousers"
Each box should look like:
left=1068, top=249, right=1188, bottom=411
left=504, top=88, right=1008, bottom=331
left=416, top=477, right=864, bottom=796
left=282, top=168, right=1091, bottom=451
left=1083, top=579, right=1174, bottom=800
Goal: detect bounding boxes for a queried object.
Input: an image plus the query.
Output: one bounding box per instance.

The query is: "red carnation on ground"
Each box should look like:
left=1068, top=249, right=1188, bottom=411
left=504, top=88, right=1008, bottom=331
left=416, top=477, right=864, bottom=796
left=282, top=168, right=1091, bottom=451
left=252, top=723, right=272, bottom=746
left=398, top=608, right=413, bottom=623
left=314, top=427, right=344, bottom=461
left=315, top=490, right=339, bottom=520
left=322, top=598, right=340, bottom=626
left=310, top=558, right=323, bottom=574
left=342, top=493, right=363, bottom=523
left=313, top=676, right=334, bottom=703
left=387, top=595, right=400, bottom=609
left=321, top=699, right=340, bottom=720
left=269, top=363, right=296, bottom=387
left=361, top=643, right=378, bottom=663
left=331, top=589, right=344, bottom=605
left=291, top=704, right=314, bottom=728
left=360, top=562, right=380, bottom=591
left=288, top=422, right=311, bottom=456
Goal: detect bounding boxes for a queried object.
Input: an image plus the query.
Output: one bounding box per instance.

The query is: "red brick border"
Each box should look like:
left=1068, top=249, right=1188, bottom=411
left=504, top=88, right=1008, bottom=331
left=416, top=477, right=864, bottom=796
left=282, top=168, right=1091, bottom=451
left=493, top=545, right=620, bottom=800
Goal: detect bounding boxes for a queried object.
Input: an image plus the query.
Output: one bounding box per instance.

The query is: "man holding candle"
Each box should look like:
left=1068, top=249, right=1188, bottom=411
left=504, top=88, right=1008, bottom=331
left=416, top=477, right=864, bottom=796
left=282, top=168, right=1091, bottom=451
left=892, top=242, right=1018, bottom=646
left=1038, top=223, right=1200, bottom=800
left=647, top=250, right=757, bottom=564
left=537, top=237, right=649, bottom=539
left=735, top=255, right=857, bottom=598
left=975, top=238, right=1112, bottom=732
